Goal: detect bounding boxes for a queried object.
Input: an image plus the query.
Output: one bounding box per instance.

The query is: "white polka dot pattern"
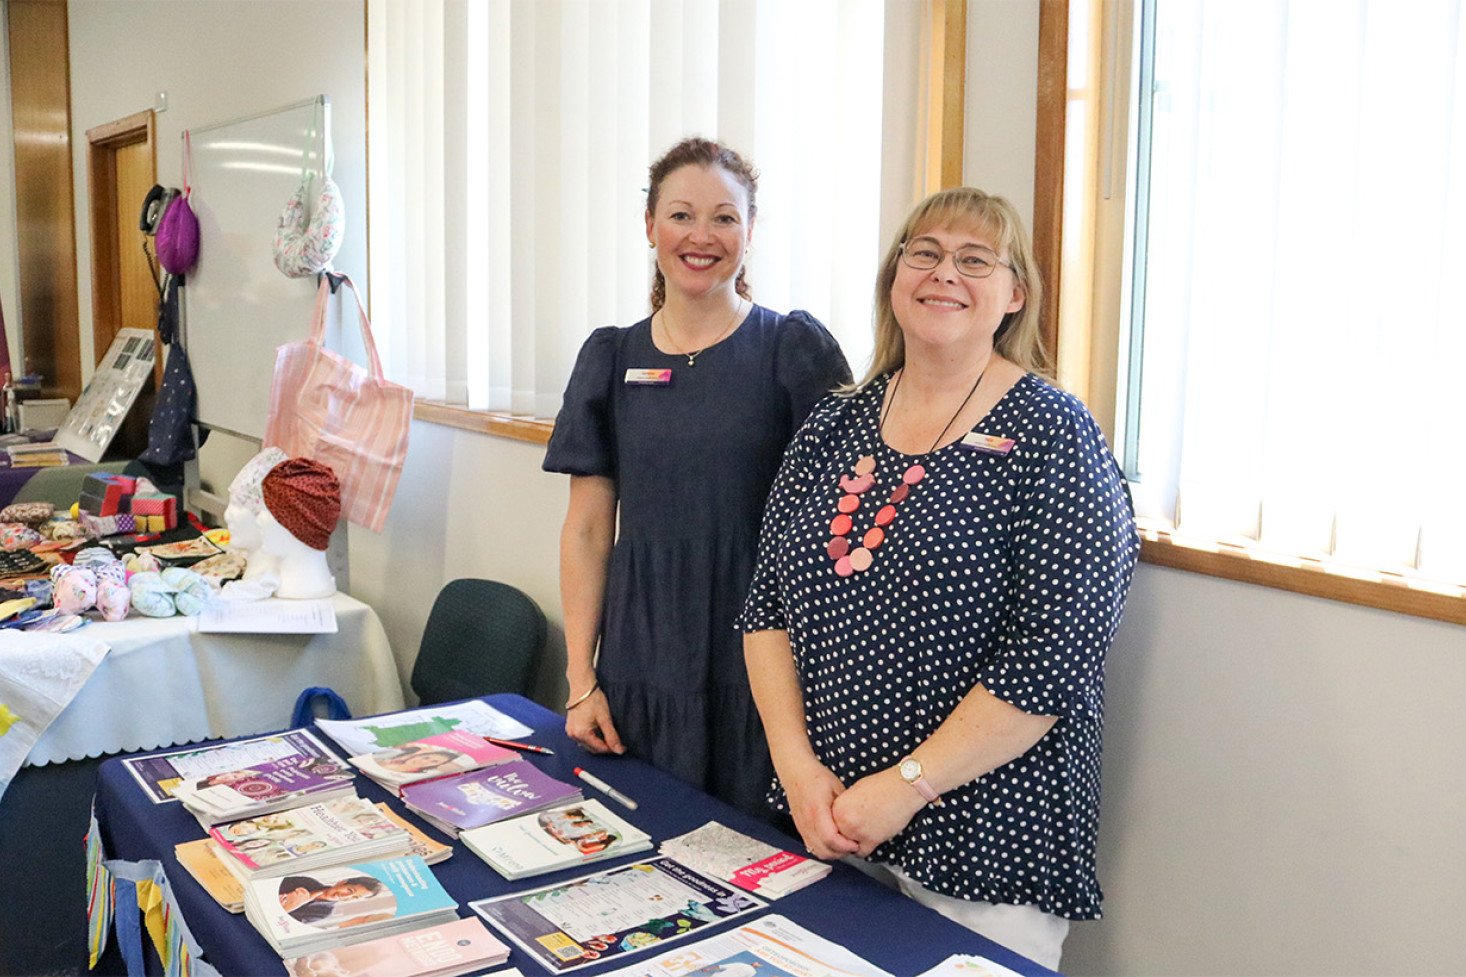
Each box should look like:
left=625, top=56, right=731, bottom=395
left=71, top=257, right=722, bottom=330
left=736, top=372, right=1139, bottom=920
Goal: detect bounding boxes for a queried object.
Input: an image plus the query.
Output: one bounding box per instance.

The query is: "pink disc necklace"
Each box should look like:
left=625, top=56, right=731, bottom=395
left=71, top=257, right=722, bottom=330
left=827, top=369, right=984, bottom=577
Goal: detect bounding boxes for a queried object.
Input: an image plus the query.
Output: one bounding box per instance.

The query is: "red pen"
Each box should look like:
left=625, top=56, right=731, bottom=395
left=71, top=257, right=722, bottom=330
left=483, top=736, right=555, bottom=756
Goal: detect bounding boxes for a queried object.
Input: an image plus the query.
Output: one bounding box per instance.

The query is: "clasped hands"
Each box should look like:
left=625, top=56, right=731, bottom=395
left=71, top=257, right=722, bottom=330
left=781, top=755, right=927, bottom=861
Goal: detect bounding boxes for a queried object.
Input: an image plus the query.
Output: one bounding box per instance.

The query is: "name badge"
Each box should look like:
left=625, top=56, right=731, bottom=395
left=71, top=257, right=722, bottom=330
left=958, top=432, right=1016, bottom=456
left=624, top=368, right=672, bottom=386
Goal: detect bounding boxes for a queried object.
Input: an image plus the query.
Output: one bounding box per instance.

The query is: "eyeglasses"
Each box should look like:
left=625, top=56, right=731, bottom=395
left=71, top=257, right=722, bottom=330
left=899, top=237, right=1013, bottom=279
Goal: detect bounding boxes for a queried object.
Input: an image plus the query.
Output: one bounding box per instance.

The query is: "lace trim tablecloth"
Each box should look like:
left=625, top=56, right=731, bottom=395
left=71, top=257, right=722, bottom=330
left=0, top=630, right=109, bottom=800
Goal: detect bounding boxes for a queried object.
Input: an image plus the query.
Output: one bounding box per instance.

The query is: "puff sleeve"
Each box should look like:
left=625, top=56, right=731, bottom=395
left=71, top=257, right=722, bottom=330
left=542, top=327, right=620, bottom=478
left=774, top=310, right=852, bottom=431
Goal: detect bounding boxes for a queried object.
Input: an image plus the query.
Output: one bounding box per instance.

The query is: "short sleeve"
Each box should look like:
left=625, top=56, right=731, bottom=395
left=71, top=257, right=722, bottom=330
left=542, top=327, right=621, bottom=478
left=775, top=311, right=852, bottom=430
left=736, top=393, right=851, bottom=634
left=978, top=391, right=1140, bottom=720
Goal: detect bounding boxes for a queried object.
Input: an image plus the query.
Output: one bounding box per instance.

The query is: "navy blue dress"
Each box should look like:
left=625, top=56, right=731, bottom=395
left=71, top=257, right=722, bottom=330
left=543, top=305, right=851, bottom=815
left=737, top=373, right=1139, bottom=918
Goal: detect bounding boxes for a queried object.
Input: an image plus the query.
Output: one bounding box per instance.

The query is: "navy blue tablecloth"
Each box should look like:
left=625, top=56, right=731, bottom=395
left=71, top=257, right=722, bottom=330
left=91, top=694, right=1060, bottom=976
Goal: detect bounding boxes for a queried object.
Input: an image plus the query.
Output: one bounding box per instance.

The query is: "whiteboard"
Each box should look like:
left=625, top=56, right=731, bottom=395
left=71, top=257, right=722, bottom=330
left=182, top=95, right=368, bottom=441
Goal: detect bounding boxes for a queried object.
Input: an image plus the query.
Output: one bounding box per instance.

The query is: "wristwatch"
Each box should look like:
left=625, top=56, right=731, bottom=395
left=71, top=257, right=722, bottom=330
left=898, top=755, right=943, bottom=806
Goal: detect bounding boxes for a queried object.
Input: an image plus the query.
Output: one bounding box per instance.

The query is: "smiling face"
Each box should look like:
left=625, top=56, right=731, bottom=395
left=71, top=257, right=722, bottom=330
left=889, top=222, right=1025, bottom=362
left=645, top=163, right=753, bottom=303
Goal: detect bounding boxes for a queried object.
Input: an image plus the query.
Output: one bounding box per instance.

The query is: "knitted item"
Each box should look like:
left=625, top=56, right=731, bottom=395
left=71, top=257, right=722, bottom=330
left=260, top=458, right=340, bottom=551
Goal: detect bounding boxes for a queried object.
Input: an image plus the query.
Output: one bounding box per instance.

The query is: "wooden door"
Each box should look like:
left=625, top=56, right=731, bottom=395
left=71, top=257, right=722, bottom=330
left=87, top=110, right=160, bottom=458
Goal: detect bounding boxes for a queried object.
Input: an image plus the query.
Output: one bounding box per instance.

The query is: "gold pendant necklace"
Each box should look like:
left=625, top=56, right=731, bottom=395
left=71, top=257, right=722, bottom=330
left=660, top=298, right=745, bottom=366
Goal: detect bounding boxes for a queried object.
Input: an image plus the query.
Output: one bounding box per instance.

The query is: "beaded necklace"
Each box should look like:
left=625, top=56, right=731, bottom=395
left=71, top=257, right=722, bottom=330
left=826, top=369, right=984, bottom=577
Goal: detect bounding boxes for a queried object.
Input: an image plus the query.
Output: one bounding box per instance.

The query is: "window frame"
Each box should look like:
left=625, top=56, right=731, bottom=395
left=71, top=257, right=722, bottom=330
left=1039, top=0, right=1466, bottom=626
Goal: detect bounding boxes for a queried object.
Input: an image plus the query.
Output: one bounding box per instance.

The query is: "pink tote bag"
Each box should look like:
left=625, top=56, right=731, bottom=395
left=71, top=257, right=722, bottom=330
left=263, top=275, right=411, bottom=532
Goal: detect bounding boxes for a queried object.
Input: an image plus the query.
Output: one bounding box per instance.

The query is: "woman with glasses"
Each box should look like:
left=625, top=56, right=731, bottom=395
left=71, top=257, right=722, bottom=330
left=543, top=137, right=850, bottom=817
left=737, top=187, right=1138, bottom=969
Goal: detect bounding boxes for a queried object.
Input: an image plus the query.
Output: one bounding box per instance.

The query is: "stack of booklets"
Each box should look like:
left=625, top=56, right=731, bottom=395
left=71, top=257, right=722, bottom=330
left=400, top=757, right=581, bottom=838
left=173, top=838, right=246, bottom=913
left=460, top=798, right=652, bottom=879
left=171, top=754, right=357, bottom=828
left=348, top=730, right=518, bottom=793
left=209, top=796, right=414, bottom=882
left=243, top=855, right=459, bottom=957
left=659, top=821, right=831, bottom=898
left=280, top=916, right=511, bottom=977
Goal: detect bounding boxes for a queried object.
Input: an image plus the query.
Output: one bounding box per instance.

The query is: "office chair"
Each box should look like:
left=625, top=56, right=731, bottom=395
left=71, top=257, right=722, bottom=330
left=409, top=578, right=548, bottom=705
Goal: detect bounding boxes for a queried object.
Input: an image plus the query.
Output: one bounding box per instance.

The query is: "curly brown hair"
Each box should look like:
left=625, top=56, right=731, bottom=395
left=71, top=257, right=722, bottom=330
left=646, top=137, right=758, bottom=311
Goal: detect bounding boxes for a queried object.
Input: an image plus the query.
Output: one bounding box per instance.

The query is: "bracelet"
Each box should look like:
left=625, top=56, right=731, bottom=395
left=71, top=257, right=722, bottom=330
left=565, top=681, right=599, bottom=711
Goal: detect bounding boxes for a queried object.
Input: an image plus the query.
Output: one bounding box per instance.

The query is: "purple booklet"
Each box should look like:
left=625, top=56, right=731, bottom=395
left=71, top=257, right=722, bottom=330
left=401, top=758, right=581, bottom=836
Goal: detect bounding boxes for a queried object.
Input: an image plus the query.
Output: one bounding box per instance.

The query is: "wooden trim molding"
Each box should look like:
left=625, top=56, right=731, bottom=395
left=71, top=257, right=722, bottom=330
left=1033, top=0, right=1069, bottom=363
left=413, top=400, right=553, bottom=446
left=1141, top=529, right=1466, bottom=627
left=920, top=0, right=968, bottom=194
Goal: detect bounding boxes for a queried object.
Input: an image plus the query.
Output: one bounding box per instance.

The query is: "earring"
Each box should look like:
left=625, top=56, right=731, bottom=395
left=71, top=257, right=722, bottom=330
left=648, top=241, right=656, bottom=249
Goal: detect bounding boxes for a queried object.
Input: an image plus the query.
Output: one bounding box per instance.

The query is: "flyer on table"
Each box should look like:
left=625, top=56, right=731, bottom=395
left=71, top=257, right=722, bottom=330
left=469, top=857, right=764, bottom=972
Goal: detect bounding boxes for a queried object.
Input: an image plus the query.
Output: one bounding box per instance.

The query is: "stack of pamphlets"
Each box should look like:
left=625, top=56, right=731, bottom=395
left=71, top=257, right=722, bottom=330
left=281, top=916, right=512, bottom=977
left=460, top=798, right=652, bottom=879
left=659, top=821, right=831, bottom=898
left=209, top=796, right=413, bottom=882
left=243, top=855, right=459, bottom=957
left=171, top=754, right=357, bottom=828
left=173, top=838, right=246, bottom=913
left=590, top=913, right=892, bottom=977
left=400, top=758, right=581, bottom=838
left=373, top=803, right=453, bottom=865
left=349, top=730, right=518, bottom=793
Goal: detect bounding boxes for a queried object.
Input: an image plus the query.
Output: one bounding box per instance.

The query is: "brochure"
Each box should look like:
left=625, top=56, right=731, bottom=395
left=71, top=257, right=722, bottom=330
left=660, top=821, right=831, bottom=898
left=468, top=856, right=765, bottom=972
left=460, top=799, right=652, bottom=879
left=594, top=913, right=894, bottom=977
left=350, top=730, right=518, bottom=791
left=316, top=700, right=533, bottom=758
left=401, top=758, right=580, bottom=837
left=281, top=916, right=511, bottom=977
left=121, top=729, right=345, bottom=804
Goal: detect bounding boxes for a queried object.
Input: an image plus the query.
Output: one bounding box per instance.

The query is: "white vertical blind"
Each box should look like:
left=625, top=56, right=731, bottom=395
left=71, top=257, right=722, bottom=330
left=368, top=0, right=897, bottom=421
left=1128, top=0, right=1466, bottom=583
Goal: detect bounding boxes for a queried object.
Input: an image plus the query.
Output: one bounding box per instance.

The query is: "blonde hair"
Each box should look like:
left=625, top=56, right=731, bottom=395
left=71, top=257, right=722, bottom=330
left=850, top=187, right=1051, bottom=391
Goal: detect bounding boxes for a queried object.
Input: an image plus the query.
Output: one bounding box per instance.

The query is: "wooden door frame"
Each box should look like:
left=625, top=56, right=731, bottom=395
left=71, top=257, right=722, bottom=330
left=86, top=109, right=157, bottom=375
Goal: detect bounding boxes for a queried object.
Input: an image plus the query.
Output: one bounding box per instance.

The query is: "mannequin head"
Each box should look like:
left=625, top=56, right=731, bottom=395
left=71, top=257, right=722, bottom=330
left=226, top=447, right=290, bottom=577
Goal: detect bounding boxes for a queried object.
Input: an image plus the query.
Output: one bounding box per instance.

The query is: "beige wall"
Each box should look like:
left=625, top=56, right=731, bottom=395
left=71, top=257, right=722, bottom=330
left=17, top=1, right=1466, bottom=973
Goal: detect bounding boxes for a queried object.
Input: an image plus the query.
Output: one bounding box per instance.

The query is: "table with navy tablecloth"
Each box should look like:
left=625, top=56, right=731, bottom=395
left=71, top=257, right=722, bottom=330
left=90, top=693, right=1063, bottom=977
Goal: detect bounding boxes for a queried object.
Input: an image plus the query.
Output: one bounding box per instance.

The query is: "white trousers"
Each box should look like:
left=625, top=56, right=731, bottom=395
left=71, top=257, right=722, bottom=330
left=850, top=859, right=1070, bottom=972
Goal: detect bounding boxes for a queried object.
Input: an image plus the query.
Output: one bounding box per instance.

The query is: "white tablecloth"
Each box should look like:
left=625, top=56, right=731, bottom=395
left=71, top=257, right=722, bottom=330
left=22, top=591, right=405, bottom=766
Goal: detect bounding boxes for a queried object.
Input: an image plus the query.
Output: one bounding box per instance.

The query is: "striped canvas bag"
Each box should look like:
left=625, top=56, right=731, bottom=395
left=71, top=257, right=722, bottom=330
left=263, top=274, right=411, bottom=532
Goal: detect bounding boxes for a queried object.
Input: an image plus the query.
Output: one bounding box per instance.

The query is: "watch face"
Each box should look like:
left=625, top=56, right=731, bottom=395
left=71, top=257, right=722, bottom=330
left=899, top=758, right=920, bottom=782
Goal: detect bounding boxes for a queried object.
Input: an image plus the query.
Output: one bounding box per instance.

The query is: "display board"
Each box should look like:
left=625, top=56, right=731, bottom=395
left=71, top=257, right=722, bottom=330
left=182, top=95, right=367, bottom=441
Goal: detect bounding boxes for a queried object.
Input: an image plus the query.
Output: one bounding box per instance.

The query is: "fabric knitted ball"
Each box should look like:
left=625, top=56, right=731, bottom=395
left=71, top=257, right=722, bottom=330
left=260, top=458, right=341, bottom=551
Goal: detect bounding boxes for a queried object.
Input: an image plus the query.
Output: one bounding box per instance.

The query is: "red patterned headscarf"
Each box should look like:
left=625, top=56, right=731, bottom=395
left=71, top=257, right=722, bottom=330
left=260, top=458, right=341, bottom=550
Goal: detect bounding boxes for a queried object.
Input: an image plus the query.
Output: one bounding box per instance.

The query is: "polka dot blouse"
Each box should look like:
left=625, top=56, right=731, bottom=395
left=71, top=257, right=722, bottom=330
left=736, top=372, right=1140, bottom=920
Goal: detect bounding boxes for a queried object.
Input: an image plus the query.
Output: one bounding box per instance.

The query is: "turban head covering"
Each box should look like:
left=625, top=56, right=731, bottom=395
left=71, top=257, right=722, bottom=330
left=229, top=446, right=291, bottom=514
left=260, top=458, right=341, bottom=551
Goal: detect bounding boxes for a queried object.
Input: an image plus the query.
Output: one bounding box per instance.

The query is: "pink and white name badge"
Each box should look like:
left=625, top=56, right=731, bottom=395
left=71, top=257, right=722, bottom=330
left=624, top=368, right=672, bottom=386
left=958, top=431, right=1017, bottom=456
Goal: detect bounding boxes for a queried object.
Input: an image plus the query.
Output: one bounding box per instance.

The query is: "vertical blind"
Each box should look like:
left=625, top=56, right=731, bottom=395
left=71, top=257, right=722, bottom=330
left=368, top=0, right=897, bottom=421
left=1125, top=0, right=1466, bottom=584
